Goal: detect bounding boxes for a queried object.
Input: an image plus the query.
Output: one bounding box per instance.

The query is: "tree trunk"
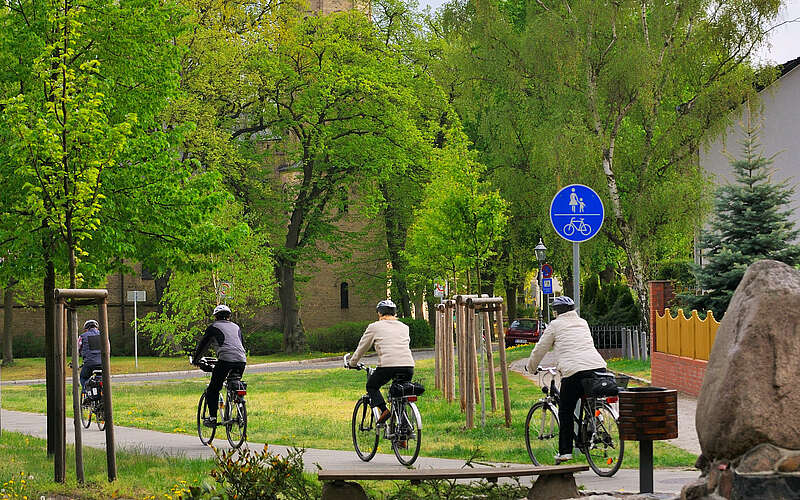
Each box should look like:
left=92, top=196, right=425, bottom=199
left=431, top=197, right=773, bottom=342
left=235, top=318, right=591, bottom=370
left=277, top=257, right=305, bottom=352
left=505, top=281, right=518, bottom=321
left=381, top=187, right=413, bottom=318
left=44, top=258, right=56, bottom=455
left=413, top=294, right=424, bottom=321
left=3, top=284, right=15, bottom=365
left=425, top=291, right=437, bottom=332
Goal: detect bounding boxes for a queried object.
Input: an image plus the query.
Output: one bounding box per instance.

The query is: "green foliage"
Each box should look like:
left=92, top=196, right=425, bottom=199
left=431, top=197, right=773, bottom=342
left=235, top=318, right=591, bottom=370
left=683, top=125, right=800, bottom=318
left=436, top=0, right=783, bottom=323
left=582, top=276, right=641, bottom=325
left=244, top=330, right=284, bottom=356
left=306, top=321, right=370, bottom=353
left=399, top=317, right=434, bottom=348
left=139, top=201, right=276, bottom=354
left=196, top=446, right=320, bottom=500
left=306, top=318, right=434, bottom=353
left=654, top=260, right=696, bottom=292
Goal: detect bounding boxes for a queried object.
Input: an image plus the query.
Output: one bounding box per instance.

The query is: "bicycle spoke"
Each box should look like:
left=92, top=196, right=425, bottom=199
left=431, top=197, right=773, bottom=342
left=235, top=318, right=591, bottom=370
left=352, top=398, right=378, bottom=461
left=525, top=402, right=559, bottom=466
left=392, top=401, right=421, bottom=466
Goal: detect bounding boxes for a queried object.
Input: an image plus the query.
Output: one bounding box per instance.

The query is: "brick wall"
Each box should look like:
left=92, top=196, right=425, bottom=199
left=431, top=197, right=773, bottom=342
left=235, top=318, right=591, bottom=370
left=651, top=351, right=707, bottom=397
left=648, top=280, right=708, bottom=396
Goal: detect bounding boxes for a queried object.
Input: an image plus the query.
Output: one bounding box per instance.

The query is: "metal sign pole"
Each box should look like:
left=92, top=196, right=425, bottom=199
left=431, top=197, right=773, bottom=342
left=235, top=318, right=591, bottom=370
left=134, top=299, right=138, bottom=369
left=573, top=242, right=580, bottom=315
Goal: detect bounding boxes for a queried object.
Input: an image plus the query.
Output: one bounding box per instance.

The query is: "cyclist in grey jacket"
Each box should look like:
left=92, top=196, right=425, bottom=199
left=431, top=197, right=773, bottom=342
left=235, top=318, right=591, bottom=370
left=78, top=319, right=103, bottom=389
left=192, top=304, right=247, bottom=427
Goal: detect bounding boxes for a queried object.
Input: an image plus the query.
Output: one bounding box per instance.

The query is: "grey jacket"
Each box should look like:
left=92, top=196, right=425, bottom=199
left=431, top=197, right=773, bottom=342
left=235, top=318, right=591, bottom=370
left=194, top=320, right=246, bottom=363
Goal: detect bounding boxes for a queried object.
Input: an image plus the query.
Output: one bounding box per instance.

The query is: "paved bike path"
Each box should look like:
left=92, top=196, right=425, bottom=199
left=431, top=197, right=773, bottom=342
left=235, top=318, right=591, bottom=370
left=0, top=350, right=436, bottom=386
left=0, top=408, right=698, bottom=495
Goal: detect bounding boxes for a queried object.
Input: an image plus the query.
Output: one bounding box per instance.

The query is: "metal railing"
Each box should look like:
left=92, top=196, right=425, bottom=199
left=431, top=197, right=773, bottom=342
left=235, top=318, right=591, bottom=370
left=589, top=324, right=649, bottom=360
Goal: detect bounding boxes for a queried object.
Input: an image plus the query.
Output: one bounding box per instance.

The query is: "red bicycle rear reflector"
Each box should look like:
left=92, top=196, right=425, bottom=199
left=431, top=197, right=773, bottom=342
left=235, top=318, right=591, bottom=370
left=236, top=390, right=247, bottom=396
left=605, top=396, right=618, bottom=403
left=406, top=396, right=417, bottom=402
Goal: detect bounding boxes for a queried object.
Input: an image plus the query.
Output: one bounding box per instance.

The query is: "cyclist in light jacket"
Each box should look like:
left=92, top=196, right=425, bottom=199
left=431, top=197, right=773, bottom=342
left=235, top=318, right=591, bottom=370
left=526, top=295, right=607, bottom=464
left=346, top=299, right=415, bottom=424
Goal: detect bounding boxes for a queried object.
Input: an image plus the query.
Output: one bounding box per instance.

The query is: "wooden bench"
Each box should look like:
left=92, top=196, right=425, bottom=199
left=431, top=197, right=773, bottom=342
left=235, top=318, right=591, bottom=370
left=318, top=464, right=589, bottom=500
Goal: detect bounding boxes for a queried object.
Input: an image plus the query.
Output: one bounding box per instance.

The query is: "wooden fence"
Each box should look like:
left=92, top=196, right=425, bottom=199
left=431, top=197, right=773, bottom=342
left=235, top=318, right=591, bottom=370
left=654, top=308, right=720, bottom=361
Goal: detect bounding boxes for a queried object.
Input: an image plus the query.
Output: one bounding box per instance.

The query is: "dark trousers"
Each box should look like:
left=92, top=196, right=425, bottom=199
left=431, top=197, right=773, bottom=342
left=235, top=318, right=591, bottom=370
left=80, top=363, right=102, bottom=389
left=207, top=361, right=246, bottom=418
left=558, top=369, right=603, bottom=455
left=366, top=366, right=414, bottom=411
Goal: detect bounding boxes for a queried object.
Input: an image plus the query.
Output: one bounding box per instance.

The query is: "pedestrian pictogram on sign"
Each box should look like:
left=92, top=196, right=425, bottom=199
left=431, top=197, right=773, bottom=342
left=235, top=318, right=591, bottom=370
left=542, top=278, right=553, bottom=294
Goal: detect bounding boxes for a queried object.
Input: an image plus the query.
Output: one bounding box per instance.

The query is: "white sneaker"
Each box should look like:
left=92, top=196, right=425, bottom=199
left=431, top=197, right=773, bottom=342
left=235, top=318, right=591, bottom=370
left=554, top=453, right=573, bottom=464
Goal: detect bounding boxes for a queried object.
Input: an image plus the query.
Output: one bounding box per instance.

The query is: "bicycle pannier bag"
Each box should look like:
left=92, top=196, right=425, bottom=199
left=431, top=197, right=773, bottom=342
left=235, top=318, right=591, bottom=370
left=581, top=373, right=619, bottom=397
left=389, top=381, right=425, bottom=398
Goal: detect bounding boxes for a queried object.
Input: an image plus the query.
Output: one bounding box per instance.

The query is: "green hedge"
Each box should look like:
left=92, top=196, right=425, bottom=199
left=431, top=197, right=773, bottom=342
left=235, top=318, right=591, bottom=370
left=306, top=318, right=434, bottom=353
left=244, top=329, right=283, bottom=355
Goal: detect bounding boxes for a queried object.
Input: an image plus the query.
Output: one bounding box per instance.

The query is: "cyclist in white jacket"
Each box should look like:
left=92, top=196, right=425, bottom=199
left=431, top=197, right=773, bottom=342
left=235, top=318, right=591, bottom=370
left=347, top=299, right=415, bottom=425
left=526, top=295, right=607, bottom=463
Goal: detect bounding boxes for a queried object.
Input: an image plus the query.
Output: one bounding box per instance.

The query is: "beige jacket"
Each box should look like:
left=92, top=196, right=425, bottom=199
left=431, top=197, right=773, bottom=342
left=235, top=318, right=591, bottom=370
left=526, top=310, right=606, bottom=378
left=349, top=319, right=415, bottom=368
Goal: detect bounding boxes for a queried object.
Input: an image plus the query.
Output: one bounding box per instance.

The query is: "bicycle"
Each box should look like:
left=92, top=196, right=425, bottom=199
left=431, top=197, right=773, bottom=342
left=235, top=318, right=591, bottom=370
left=79, top=368, right=105, bottom=431
left=562, top=217, right=592, bottom=237
left=193, top=357, right=248, bottom=449
left=524, top=366, right=624, bottom=477
left=344, top=354, right=423, bottom=466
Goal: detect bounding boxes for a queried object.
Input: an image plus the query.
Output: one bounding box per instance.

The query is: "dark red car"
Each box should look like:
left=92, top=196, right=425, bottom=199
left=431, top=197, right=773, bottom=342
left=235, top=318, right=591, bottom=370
left=505, top=318, right=545, bottom=347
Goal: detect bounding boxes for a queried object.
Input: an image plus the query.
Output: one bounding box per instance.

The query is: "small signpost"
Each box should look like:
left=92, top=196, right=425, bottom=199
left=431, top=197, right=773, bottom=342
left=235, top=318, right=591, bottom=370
left=542, top=278, right=553, bottom=295
left=550, top=184, right=604, bottom=313
left=433, top=282, right=445, bottom=298
left=541, top=263, right=553, bottom=279
left=126, top=290, right=146, bottom=368
left=219, top=280, right=232, bottom=302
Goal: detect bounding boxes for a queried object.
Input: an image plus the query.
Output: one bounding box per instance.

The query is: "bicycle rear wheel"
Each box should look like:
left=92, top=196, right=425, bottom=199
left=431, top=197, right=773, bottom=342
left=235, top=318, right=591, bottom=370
left=197, top=392, right=216, bottom=445
left=351, top=398, right=378, bottom=461
left=226, top=397, right=247, bottom=449
left=392, top=401, right=421, bottom=466
left=525, top=402, right=560, bottom=466
left=80, top=391, right=92, bottom=428
left=95, top=403, right=106, bottom=431
left=584, top=402, right=623, bottom=477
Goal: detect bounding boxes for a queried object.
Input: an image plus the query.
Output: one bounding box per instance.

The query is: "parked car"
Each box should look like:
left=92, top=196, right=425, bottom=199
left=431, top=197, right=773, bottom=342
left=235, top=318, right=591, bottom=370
left=505, top=318, right=545, bottom=347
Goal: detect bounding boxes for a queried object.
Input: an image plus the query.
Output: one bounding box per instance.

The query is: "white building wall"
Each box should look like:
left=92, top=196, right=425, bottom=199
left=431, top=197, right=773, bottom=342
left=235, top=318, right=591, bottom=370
left=700, top=64, right=800, bottom=231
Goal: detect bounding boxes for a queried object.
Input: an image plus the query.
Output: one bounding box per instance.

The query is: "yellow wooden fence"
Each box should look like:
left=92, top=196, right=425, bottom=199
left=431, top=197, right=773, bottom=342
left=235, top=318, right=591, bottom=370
left=654, top=308, right=720, bottom=361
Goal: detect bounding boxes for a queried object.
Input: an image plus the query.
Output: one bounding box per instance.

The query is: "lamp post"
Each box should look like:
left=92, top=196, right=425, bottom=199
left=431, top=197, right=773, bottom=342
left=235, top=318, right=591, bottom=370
left=534, top=238, right=547, bottom=330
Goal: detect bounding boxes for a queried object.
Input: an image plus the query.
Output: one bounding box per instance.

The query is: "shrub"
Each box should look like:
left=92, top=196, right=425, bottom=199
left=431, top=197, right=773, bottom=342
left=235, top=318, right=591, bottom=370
left=201, top=445, right=320, bottom=500
left=13, top=333, right=46, bottom=358
left=245, top=330, right=283, bottom=355
left=399, top=317, right=433, bottom=348
left=306, top=321, right=369, bottom=352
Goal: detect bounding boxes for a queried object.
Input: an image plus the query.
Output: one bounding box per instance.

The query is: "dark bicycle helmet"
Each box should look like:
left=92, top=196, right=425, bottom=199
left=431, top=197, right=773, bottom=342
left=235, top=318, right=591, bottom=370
left=376, top=299, right=397, bottom=316
left=552, top=296, right=575, bottom=314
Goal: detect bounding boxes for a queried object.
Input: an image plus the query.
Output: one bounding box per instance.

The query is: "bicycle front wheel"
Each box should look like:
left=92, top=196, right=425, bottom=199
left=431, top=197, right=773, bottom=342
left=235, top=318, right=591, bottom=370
left=226, top=398, right=247, bottom=449
left=584, top=402, right=623, bottom=477
left=392, top=401, right=421, bottom=466
left=197, top=392, right=216, bottom=446
left=80, top=392, right=92, bottom=429
left=351, top=398, right=379, bottom=461
left=525, top=402, right=560, bottom=466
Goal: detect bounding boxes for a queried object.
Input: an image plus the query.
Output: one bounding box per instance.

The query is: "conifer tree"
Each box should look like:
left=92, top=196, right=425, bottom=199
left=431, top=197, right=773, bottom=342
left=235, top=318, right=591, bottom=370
left=686, top=123, right=800, bottom=318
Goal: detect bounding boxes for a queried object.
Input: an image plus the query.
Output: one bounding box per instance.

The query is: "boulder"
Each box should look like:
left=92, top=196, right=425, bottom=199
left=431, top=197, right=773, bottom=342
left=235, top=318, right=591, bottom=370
left=736, top=443, right=784, bottom=473
left=777, top=452, right=800, bottom=473
left=527, top=473, right=579, bottom=500
left=696, top=260, right=800, bottom=461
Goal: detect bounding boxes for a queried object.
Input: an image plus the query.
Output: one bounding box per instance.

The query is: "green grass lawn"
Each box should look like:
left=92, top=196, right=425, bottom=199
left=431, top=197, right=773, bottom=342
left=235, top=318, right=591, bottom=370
left=0, top=430, right=212, bottom=499
left=1, top=344, right=694, bottom=469
left=0, top=352, right=345, bottom=381
left=605, top=358, right=651, bottom=381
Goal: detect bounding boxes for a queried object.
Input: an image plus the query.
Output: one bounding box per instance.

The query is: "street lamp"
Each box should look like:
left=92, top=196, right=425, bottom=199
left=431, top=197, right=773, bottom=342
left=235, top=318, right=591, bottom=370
left=534, top=238, right=547, bottom=329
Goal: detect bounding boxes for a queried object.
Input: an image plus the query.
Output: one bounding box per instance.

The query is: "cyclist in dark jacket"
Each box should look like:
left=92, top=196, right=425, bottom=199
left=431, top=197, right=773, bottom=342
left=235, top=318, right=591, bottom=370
left=192, top=304, right=247, bottom=427
left=78, top=319, right=103, bottom=389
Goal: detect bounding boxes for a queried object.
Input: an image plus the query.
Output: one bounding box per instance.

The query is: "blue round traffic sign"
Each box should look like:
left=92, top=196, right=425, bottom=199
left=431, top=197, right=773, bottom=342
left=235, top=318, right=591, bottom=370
left=550, top=184, right=604, bottom=242
left=541, top=264, right=553, bottom=279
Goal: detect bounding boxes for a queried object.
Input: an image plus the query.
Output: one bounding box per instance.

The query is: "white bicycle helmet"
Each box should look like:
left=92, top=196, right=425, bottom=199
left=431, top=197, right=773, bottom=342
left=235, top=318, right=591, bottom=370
left=83, top=319, right=99, bottom=329
left=552, top=296, right=574, bottom=307
left=376, top=299, right=397, bottom=315
left=213, top=304, right=231, bottom=317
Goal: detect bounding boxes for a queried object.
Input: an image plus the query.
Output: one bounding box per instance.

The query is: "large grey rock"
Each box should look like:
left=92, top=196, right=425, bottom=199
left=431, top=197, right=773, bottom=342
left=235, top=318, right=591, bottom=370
left=696, top=260, right=800, bottom=461
left=320, top=480, right=368, bottom=500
